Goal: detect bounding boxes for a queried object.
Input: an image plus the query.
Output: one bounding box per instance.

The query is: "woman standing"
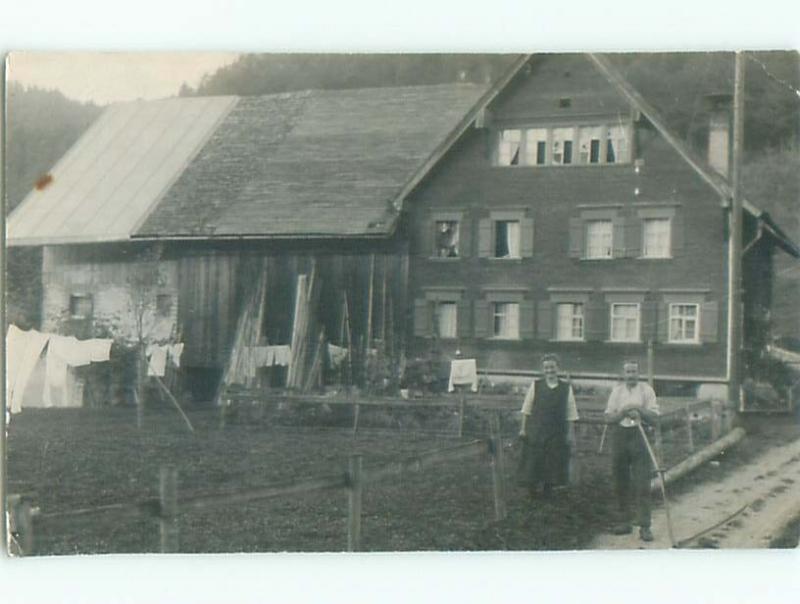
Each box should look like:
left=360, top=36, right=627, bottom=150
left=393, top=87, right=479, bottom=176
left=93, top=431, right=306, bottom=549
left=517, top=354, right=579, bottom=500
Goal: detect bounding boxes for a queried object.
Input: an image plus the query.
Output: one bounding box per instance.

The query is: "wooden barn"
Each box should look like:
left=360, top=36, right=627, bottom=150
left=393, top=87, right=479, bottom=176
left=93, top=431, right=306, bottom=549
left=7, top=53, right=799, bottom=403
left=6, top=84, right=489, bottom=400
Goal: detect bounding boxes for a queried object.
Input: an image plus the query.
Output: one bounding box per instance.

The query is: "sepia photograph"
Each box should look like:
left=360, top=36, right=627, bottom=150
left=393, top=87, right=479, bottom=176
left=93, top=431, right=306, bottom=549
left=4, top=48, right=800, bottom=561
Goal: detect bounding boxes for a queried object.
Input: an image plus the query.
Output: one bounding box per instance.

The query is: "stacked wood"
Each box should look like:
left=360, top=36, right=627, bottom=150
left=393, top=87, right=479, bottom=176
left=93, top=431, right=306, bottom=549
left=216, top=259, right=268, bottom=404
left=286, top=260, right=325, bottom=391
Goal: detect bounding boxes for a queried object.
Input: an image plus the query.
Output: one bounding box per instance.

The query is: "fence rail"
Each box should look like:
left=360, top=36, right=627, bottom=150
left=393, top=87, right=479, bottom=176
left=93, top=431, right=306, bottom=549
left=8, top=420, right=506, bottom=555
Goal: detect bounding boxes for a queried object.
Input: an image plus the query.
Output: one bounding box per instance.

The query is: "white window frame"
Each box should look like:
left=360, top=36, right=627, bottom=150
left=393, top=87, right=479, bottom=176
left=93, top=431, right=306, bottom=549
left=492, top=301, right=520, bottom=340
left=434, top=300, right=458, bottom=340
left=555, top=302, right=585, bottom=341
left=610, top=302, right=641, bottom=342
left=585, top=219, right=614, bottom=259
left=668, top=303, right=700, bottom=344
left=641, top=217, right=672, bottom=259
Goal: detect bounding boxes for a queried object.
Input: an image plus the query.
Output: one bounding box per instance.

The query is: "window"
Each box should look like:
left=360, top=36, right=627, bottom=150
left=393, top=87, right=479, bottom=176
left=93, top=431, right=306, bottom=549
left=552, top=127, right=575, bottom=165
left=586, top=220, right=613, bottom=259
left=493, top=302, right=520, bottom=339
left=434, top=301, right=458, bottom=339
left=156, top=294, right=173, bottom=317
left=524, top=128, right=548, bottom=165
left=578, top=126, right=603, bottom=164
left=435, top=220, right=460, bottom=258
left=642, top=218, right=671, bottom=258
left=494, top=220, right=521, bottom=258
left=610, top=303, right=640, bottom=342
left=69, top=294, right=93, bottom=319
left=556, top=303, right=584, bottom=341
left=669, top=304, right=699, bottom=343
left=606, top=124, right=629, bottom=163
left=497, top=129, right=522, bottom=165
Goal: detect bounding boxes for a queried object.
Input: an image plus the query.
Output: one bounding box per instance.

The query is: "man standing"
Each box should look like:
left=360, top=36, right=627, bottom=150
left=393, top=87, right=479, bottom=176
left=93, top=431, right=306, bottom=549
left=517, top=354, right=579, bottom=500
left=604, top=360, right=660, bottom=542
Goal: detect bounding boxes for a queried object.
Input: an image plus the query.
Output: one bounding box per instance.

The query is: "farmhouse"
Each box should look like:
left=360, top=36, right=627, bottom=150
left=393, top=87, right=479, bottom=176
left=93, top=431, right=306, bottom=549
left=7, top=54, right=799, bottom=402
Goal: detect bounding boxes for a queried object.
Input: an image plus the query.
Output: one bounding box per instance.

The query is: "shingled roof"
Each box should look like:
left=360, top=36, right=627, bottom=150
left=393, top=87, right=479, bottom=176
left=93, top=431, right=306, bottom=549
left=7, top=83, right=487, bottom=245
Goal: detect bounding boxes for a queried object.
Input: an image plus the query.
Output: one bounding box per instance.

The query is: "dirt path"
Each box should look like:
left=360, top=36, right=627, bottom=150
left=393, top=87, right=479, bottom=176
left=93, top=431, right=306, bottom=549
left=591, top=436, right=800, bottom=549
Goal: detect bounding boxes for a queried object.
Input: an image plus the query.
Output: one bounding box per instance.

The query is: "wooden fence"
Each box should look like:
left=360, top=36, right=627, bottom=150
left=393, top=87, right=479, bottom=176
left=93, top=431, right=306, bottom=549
left=7, top=415, right=507, bottom=556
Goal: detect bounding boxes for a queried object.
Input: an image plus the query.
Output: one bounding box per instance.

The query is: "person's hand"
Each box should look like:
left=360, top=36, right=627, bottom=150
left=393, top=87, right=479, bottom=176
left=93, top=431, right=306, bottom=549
left=518, top=430, right=527, bottom=441
left=625, top=409, right=641, bottom=421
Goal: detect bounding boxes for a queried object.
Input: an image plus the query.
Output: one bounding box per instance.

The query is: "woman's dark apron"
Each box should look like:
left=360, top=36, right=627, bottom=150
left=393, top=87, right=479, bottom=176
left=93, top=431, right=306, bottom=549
left=517, top=379, right=570, bottom=488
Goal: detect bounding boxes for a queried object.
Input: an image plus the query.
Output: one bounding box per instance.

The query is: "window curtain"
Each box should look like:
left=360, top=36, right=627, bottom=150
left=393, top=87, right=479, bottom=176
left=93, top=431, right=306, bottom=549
left=436, top=302, right=458, bottom=338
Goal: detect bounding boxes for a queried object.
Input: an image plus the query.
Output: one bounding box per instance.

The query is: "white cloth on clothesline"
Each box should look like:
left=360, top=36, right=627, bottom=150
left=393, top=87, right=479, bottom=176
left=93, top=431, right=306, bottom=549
left=6, top=326, right=50, bottom=414
left=448, top=359, right=478, bottom=393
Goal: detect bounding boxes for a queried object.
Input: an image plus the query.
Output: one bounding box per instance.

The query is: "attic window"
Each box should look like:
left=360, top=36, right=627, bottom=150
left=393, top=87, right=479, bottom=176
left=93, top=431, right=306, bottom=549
left=558, top=97, right=572, bottom=108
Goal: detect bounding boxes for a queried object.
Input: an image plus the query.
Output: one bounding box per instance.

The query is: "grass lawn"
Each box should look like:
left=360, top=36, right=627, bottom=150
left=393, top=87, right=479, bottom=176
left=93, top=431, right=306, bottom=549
left=6, top=403, right=796, bottom=554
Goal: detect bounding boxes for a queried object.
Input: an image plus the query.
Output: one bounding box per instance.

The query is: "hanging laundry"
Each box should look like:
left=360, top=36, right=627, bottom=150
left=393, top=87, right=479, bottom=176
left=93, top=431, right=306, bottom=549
left=448, top=358, right=479, bottom=393
left=44, top=336, right=84, bottom=407
left=6, top=326, right=50, bottom=414
left=167, top=343, right=184, bottom=368
left=85, top=338, right=112, bottom=363
left=270, top=345, right=292, bottom=367
left=327, top=344, right=348, bottom=369
left=146, top=344, right=169, bottom=377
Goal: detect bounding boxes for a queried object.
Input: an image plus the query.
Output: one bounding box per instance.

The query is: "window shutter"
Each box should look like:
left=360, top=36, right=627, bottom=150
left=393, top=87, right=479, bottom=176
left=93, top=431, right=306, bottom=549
left=520, top=217, right=535, bottom=258
left=536, top=301, right=553, bottom=340
left=421, top=218, right=434, bottom=257
left=657, top=302, right=669, bottom=342
left=458, top=218, right=471, bottom=258
left=700, top=301, right=719, bottom=343
left=413, top=299, right=431, bottom=337
left=641, top=301, right=658, bottom=341
left=585, top=300, right=608, bottom=342
left=568, top=218, right=584, bottom=258
left=478, top=219, right=492, bottom=258
left=457, top=299, right=472, bottom=338
left=625, top=216, right=642, bottom=258
left=671, top=213, right=684, bottom=256
left=519, top=300, right=535, bottom=339
left=474, top=300, right=491, bottom=338
left=612, top=215, right=626, bottom=258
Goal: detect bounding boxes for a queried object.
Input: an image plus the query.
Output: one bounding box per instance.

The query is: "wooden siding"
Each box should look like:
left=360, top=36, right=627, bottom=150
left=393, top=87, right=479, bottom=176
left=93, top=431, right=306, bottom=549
left=404, top=54, right=730, bottom=382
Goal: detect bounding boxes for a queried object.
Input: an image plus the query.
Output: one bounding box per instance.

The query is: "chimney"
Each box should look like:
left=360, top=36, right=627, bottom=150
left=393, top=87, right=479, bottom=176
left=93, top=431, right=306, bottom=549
left=705, top=93, right=733, bottom=179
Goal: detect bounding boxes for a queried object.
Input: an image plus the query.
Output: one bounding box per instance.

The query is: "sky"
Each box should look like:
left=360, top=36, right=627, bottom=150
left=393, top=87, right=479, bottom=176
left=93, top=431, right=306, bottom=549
left=6, top=52, right=241, bottom=104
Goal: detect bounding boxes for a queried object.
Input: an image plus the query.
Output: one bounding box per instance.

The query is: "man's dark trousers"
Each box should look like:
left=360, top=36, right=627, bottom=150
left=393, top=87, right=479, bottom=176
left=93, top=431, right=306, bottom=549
left=611, top=425, right=653, bottom=528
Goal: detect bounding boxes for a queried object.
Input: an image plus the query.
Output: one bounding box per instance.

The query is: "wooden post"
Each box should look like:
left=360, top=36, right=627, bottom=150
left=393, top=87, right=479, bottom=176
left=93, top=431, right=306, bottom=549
left=8, top=495, right=35, bottom=556
left=457, top=389, right=466, bottom=438
left=366, top=253, right=375, bottom=350
left=136, top=346, right=146, bottom=429
left=646, top=339, right=655, bottom=387
left=347, top=455, right=363, bottom=552
left=352, top=402, right=361, bottom=437
left=685, top=404, right=695, bottom=453
left=488, top=413, right=507, bottom=522
left=159, top=466, right=179, bottom=553
left=729, top=51, right=745, bottom=408
left=711, top=400, right=722, bottom=441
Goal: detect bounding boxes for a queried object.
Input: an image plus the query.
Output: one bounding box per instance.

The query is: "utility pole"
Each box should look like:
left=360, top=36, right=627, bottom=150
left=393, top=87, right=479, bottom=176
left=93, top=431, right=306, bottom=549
left=729, top=51, right=745, bottom=408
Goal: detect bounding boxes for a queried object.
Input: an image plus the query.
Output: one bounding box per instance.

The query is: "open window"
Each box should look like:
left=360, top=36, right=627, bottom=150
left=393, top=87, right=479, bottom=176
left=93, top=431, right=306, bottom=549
left=551, top=127, right=575, bottom=165
left=496, top=129, right=522, bottom=165
left=492, top=302, right=520, bottom=339
left=494, top=220, right=521, bottom=258
left=435, top=220, right=460, bottom=258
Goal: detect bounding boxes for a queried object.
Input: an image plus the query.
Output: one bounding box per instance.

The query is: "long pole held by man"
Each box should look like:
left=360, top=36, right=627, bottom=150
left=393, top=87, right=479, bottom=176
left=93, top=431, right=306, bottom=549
left=603, top=360, right=661, bottom=542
